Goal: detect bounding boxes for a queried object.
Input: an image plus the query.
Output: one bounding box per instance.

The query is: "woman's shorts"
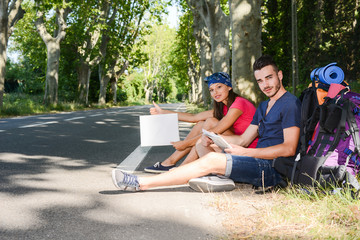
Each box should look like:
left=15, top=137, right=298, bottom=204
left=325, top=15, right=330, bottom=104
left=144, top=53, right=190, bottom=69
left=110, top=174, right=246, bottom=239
left=224, top=154, right=282, bottom=187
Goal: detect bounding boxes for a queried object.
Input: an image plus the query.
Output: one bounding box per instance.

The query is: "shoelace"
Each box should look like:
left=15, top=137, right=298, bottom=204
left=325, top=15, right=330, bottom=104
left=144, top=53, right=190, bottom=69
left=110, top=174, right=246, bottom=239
left=122, top=172, right=139, bottom=187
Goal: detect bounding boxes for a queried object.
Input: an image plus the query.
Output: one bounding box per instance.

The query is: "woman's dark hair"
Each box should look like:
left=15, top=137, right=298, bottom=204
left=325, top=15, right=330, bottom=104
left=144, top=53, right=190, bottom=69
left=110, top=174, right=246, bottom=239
left=213, top=89, right=239, bottom=120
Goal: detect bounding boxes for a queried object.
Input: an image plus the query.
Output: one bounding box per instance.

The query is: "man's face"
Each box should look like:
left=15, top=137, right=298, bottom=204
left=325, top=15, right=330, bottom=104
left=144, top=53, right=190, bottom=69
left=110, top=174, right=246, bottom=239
left=254, top=65, right=283, bottom=98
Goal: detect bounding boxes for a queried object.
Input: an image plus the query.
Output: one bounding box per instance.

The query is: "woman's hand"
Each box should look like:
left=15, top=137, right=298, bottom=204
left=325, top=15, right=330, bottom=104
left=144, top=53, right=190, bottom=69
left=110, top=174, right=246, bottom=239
left=150, top=101, right=163, bottom=115
left=171, top=140, right=189, bottom=151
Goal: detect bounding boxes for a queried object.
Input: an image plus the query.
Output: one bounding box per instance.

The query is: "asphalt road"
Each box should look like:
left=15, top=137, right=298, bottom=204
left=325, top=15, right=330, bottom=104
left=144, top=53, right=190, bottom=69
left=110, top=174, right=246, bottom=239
left=0, top=104, right=227, bottom=240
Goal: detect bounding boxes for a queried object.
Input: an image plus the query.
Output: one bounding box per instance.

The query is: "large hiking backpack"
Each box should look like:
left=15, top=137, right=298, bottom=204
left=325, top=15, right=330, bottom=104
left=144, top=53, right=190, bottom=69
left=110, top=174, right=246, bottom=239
left=299, top=63, right=348, bottom=154
left=274, top=63, right=360, bottom=190
left=275, top=89, right=360, bottom=190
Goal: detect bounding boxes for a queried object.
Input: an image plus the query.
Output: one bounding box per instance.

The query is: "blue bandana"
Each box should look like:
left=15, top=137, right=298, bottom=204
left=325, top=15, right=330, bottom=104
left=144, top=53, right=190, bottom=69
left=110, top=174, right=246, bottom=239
left=204, top=72, right=232, bottom=88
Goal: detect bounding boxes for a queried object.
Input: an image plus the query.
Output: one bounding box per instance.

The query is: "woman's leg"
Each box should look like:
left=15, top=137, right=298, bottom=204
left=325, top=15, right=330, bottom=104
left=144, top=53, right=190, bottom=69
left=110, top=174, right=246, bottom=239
left=160, top=121, right=205, bottom=166
left=139, top=152, right=227, bottom=190
left=178, top=117, right=230, bottom=166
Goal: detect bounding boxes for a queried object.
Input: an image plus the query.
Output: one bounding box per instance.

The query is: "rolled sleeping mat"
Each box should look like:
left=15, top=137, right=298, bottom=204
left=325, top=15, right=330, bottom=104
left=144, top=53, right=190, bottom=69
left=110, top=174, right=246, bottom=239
left=310, top=62, right=345, bottom=85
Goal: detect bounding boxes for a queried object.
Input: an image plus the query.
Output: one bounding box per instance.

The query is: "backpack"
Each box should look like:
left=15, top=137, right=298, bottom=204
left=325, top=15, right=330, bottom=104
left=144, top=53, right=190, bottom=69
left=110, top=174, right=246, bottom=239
left=274, top=88, right=360, bottom=190
left=274, top=63, right=359, bottom=190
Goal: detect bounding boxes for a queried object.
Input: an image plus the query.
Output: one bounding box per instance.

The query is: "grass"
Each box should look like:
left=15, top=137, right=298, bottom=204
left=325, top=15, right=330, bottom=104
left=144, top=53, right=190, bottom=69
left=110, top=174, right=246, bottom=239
left=185, top=102, right=209, bottom=114
left=0, top=93, right=148, bottom=118
left=212, top=184, right=360, bottom=239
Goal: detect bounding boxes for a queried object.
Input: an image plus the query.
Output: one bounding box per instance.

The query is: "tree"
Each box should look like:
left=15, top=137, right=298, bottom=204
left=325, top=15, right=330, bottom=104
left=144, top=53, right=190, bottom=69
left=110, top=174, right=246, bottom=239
left=0, top=0, right=24, bottom=108
left=72, top=0, right=110, bottom=105
left=230, top=0, right=262, bottom=103
left=187, top=5, right=212, bottom=104
left=142, top=24, right=177, bottom=103
left=187, top=0, right=230, bottom=73
left=97, top=0, right=162, bottom=105
left=35, top=0, right=71, bottom=105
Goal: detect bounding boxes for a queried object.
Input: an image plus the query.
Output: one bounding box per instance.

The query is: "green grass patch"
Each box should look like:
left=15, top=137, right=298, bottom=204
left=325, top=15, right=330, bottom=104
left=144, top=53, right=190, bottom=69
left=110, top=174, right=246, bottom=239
left=0, top=93, right=108, bottom=118
left=185, top=102, right=208, bottom=114
left=0, top=93, right=184, bottom=118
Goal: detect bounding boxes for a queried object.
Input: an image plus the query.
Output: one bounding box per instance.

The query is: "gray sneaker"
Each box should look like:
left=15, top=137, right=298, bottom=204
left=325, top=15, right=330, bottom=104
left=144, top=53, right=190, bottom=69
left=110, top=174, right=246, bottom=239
left=112, top=169, right=140, bottom=191
left=188, top=175, right=235, bottom=192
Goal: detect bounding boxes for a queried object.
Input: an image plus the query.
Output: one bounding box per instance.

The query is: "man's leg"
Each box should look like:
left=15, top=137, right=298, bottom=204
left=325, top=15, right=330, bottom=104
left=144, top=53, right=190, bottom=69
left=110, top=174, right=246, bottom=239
left=228, top=155, right=283, bottom=187
left=122, top=152, right=228, bottom=190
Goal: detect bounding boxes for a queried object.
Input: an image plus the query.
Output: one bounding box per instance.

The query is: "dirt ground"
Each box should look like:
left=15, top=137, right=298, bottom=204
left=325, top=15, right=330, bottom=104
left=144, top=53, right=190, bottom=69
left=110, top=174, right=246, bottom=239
left=210, top=184, right=293, bottom=239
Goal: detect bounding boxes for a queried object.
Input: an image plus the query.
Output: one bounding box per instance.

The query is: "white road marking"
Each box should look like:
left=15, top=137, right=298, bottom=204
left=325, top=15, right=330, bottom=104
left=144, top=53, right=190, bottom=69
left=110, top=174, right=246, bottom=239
left=115, top=145, right=152, bottom=172
left=19, top=121, right=59, bottom=128
left=65, top=116, right=86, bottom=121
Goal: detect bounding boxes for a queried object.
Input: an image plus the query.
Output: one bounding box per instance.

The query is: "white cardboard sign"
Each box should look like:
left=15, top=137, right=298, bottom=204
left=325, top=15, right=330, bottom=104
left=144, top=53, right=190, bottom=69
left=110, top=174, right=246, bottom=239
left=139, top=113, right=180, bottom=147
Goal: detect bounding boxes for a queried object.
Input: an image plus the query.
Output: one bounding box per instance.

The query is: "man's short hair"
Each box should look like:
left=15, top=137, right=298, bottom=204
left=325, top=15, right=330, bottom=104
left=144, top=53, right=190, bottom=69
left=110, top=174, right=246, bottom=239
left=253, top=55, right=279, bottom=72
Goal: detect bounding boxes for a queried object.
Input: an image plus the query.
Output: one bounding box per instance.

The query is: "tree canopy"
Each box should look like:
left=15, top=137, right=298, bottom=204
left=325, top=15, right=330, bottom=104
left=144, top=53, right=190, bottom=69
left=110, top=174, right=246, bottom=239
left=3, top=0, right=359, bottom=108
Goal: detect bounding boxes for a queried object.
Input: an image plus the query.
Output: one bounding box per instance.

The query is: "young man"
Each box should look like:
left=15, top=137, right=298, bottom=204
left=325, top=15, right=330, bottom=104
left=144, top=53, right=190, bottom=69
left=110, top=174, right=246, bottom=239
left=111, top=55, right=301, bottom=192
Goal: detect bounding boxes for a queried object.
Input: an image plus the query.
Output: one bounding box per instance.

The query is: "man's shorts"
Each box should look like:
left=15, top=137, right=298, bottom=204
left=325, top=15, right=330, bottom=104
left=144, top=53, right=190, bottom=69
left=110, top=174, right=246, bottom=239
left=224, top=154, right=282, bottom=187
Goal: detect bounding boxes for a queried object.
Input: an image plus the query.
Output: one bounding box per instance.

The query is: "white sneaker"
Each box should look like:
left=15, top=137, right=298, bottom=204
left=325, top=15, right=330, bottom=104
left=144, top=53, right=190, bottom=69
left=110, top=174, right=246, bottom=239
left=112, top=169, right=140, bottom=191
left=188, top=175, right=235, bottom=192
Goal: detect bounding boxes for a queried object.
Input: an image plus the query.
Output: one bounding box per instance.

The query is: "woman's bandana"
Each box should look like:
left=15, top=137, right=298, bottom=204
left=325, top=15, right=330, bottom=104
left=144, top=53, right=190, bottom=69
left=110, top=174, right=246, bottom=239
left=204, top=72, right=232, bottom=88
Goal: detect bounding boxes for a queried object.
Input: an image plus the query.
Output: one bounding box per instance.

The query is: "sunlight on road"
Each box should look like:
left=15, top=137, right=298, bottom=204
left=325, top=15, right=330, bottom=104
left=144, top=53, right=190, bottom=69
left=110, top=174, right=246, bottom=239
left=0, top=152, right=225, bottom=236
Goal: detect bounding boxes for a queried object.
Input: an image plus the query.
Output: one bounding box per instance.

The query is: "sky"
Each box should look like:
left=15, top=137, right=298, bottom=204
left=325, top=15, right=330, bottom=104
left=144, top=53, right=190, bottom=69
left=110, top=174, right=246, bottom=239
left=166, top=4, right=179, bottom=29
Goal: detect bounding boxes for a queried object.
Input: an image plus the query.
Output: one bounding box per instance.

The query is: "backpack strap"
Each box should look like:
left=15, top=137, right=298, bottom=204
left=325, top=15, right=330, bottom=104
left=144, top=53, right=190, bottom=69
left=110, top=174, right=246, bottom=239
left=345, top=171, right=360, bottom=191
left=347, top=100, right=360, bottom=152
left=328, top=100, right=349, bottom=152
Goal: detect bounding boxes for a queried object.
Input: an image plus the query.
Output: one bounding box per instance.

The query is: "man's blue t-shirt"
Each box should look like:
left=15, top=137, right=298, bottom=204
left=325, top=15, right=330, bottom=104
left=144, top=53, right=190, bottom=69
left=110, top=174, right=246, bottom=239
left=251, top=91, right=301, bottom=149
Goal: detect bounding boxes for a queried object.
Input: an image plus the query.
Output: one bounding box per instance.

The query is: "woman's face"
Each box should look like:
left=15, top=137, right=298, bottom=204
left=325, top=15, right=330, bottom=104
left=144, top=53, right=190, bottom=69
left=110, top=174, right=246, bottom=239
left=209, top=83, right=232, bottom=103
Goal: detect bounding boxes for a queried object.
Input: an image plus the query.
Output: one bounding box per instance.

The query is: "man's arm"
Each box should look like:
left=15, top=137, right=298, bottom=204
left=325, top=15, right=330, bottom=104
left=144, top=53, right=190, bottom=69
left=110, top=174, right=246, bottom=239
left=222, top=124, right=259, bottom=147
left=225, top=126, right=300, bottom=159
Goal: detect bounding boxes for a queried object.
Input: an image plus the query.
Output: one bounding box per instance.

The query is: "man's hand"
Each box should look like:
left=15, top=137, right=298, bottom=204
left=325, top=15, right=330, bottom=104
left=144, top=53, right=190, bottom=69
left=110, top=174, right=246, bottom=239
left=150, top=101, right=163, bottom=115
left=224, top=144, right=248, bottom=156
left=171, top=140, right=189, bottom=151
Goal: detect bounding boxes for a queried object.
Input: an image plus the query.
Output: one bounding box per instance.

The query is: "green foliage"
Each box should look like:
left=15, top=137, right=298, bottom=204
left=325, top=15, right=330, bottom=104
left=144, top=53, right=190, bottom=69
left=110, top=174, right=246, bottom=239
left=135, top=23, right=180, bottom=103
left=169, top=4, right=197, bottom=98
left=262, top=0, right=360, bottom=95
left=5, top=59, right=45, bottom=95
left=262, top=0, right=292, bottom=87
left=122, top=72, right=144, bottom=102
left=10, top=1, right=47, bottom=71
left=7, top=0, right=360, bottom=108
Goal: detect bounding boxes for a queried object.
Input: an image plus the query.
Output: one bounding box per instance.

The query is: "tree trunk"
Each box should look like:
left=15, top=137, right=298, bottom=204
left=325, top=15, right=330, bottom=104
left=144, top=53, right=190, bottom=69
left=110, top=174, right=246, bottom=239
left=230, top=0, right=262, bottom=104
left=98, top=64, right=110, bottom=105
left=144, top=78, right=154, bottom=103
left=0, top=0, right=24, bottom=108
left=78, top=60, right=91, bottom=104
left=45, top=40, right=60, bottom=104
left=98, top=57, right=128, bottom=105
left=188, top=0, right=230, bottom=73
left=35, top=5, right=70, bottom=105
left=77, top=2, right=110, bottom=104
left=192, top=10, right=212, bottom=106
left=0, top=19, right=6, bottom=108
left=110, top=78, right=117, bottom=104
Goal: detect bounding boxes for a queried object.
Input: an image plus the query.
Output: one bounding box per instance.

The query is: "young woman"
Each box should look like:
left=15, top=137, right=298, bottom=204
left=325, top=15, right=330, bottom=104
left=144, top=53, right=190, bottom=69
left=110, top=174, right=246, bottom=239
left=144, top=72, right=258, bottom=173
